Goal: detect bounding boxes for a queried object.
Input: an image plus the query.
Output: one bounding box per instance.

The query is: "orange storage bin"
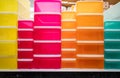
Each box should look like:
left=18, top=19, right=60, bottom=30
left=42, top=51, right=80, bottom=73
left=76, top=57, right=104, bottom=69
left=77, top=29, right=104, bottom=41
left=76, top=15, right=103, bottom=26
left=62, top=51, right=76, bottom=58
left=62, top=11, right=76, bottom=19
left=62, top=31, right=76, bottom=39
left=76, top=1, right=103, bottom=13
left=62, top=41, right=76, bottom=48
left=62, top=21, right=76, bottom=29
left=62, top=60, right=77, bottom=68
left=77, top=43, right=104, bottom=54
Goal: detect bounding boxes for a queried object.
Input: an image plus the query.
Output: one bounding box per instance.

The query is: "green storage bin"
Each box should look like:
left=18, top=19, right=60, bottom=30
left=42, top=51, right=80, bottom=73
left=105, top=51, right=120, bottom=59
left=105, top=41, right=120, bottom=49
left=104, top=31, right=120, bottom=39
left=105, top=60, right=120, bottom=69
left=104, top=21, right=120, bottom=29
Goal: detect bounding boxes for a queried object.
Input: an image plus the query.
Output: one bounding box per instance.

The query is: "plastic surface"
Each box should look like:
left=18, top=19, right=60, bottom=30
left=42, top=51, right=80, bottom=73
left=76, top=2, right=103, bottom=13
left=77, top=57, right=104, bottom=69
left=62, top=51, right=76, bottom=58
left=18, top=41, right=33, bottom=49
left=104, top=21, right=120, bottom=29
left=105, top=31, right=120, bottom=39
left=62, top=12, right=76, bottom=19
left=0, top=41, right=17, bottom=56
left=0, top=28, right=17, bottom=40
left=0, top=0, right=18, bottom=12
left=105, top=61, right=120, bottom=69
left=33, top=57, right=61, bottom=69
left=0, top=57, right=17, bottom=69
left=0, top=13, right=17, bottom=26
left=105, top=51, right=120, bottom=59
left=34, top=28, right=61, bottom=40
left=34, top=42, right=61, bottom=54
left=18, top=51, right=33, bottom=59
left=18, top=21, right=33, bottom=28
left=105, top=41, right=120, bottom=49
left=77, top=15, right=103, bottom=26
left=77, top=43, right=104, bottom=54
left=18, top=31, right=33, bottom=39
left=62, top=31, right=76, bottom=39
left=18, top=61, right=33, bottom=69
left=34, top=14, right=61, bottom=26
left=35, top=1, right=61, bottom=12
left=77, top=29, right=104, bottom=41
left=62, top=41, right=76, bottom=48
left=62, top=60, right=76, bottom=68
left=62, top=21, right=76, bottom=29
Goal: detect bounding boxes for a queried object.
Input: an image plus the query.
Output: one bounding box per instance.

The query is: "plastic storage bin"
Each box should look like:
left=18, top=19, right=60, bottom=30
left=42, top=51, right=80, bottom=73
left=105, top=51, right=120, bottom=59
left=0, top=57, right=17, bottom=69
left=18, top=59, right=33, bottom=69
left=104, top=21, right=120, bottom=29
left=105, top=41, right=120, bottom=49
left=0, top=13, right=17, bottom=26
left=0, top=41, right=17, bottom=56
left=34, top=28, right=61, bottom=40
left=76, top=15, right=103, bottom=26
left=62, top=31, right=76, bottom=39
left=77, top=57, right=104, bottom=69
left=33, top=56, right=61, bottom=69
left=77, top=43, right=104, bottom=54
left=76, top=1, right=103, bottom=13
left=18, top=50, right=33, bottom=58
left=34, top=14, right=61, bottom=26
left=34, top=1, right=61, bottom=13
left=35, top=0, right=61, bottom=2
left=104, top=31, right=120, bottom=39
left=105, top=60, right=120, bottom=69
left=77, top=29, right=104, bottom=41
left=62, top=60, right=76, bottom=68
left=0, top=27, right=17, bottom=40
left=62, top=51, right=76, bottom=58
left=18, top=20, right=33, bottom=28
left=18, top=40, right=33, bottom=49
left=62, top=21, right=76, bottom=29
left=62, top=12, right=76, bottom=20
left=34, top=41, right=61, bottom=54
left=0, top=0, right=18, bottom=12
left=62, top=41, right=76, bottom=48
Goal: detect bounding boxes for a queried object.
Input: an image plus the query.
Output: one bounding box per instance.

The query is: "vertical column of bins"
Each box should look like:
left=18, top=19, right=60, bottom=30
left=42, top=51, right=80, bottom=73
left=104, top=21, right=120, bottom=69
left=76, top=1, right=104, bottom=69
left=18, top=20, right=33, bottom=69
left=0, top=0, right=18, bottom=69
left=34, top=0, right=61, bottom=69
left=61, top=11, right=77, bottom=68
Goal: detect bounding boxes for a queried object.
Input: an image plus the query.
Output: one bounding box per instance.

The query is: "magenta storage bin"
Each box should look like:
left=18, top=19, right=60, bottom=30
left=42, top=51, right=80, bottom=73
left=18, top=30, right=33, bottom=39
left=34, top=14, right=61, bottom=26
left=18, top=40, right=33, bottom=49
left=34, top=27, right=61, bottom=40
left=33, top=57, right=61, bottom=69
left=18, top=60, right=33, bottom=69
left=34, top=41, right=61, bottom=54
left=18, top=51, right=33, bottom=59
left=34, top=1, right=61, bottom=12
left=18, top=20, right=33, bottom=28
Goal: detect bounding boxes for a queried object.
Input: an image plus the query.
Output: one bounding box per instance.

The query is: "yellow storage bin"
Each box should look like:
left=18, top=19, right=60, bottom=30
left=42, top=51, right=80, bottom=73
left=0, top=0, right=18, bottom=12
left=0, top=41, right=17, bottom=56
left=62, top=11, right=76, bottom=19
left=0, top=56, right=17, bottom=69
left=76, top=1, right=103, bottom=13
left=0, top=13, right=18, bottom=26
left=0, top=27, right=17, bottom=40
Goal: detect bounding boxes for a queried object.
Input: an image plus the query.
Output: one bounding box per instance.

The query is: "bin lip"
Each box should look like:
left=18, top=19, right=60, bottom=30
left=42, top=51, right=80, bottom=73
left=34, top=26, right=61, bottom=29
left=34, top=12, right=61, bottom=15
left=18, top=59, right=33, bottom=62
left=77, top=54, right=104, bottom=58
left=18, top=49, right=33, bottom=51
left=105, top=59, right=120, bottom=62
left=105, top=49, right=120, bottom=52
left=0, top=26, right=17, bottom=28
left=33, top=54, right=61, bottom=58
left=0, top=12, right=17, bottom=14
left=104, top=20, right=120, bottom=22
left=62, top=58, right=76, bottom=61
left=62, top=48, right=76, bottom=51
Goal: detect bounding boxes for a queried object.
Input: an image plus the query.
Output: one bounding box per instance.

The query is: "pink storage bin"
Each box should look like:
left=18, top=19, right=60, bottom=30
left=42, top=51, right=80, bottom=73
left=34, top=14, right=61, bottom=26
left=34, top=41, right=61, bottom=54
left=33, top=56, right=61, bottom=69
left=34, top=1, right=61, bottom=12
left=18, top=50, right=33, bottom=59
left=18, top=29, right=33, bottom=39
left=18, top=40, right=33, bottom=49
left=18, top=20, right=33, bottom=28
left=34, top=27, right=61, bottom=40
left=18, top=59, right=33, bottom=69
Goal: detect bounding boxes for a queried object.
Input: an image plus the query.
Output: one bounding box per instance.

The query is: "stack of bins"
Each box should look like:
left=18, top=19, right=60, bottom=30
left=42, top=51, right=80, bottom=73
left=18, top=20, right=33, bottom=69
left=0, top=0, right=18, bottom=69
left=76, top=1, right=104, bottom=69
left=34, top=0, right=61, bottom=68
left=104, top=21, right=120, bottom=69
left=61, top=11, right=77, bottom=68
